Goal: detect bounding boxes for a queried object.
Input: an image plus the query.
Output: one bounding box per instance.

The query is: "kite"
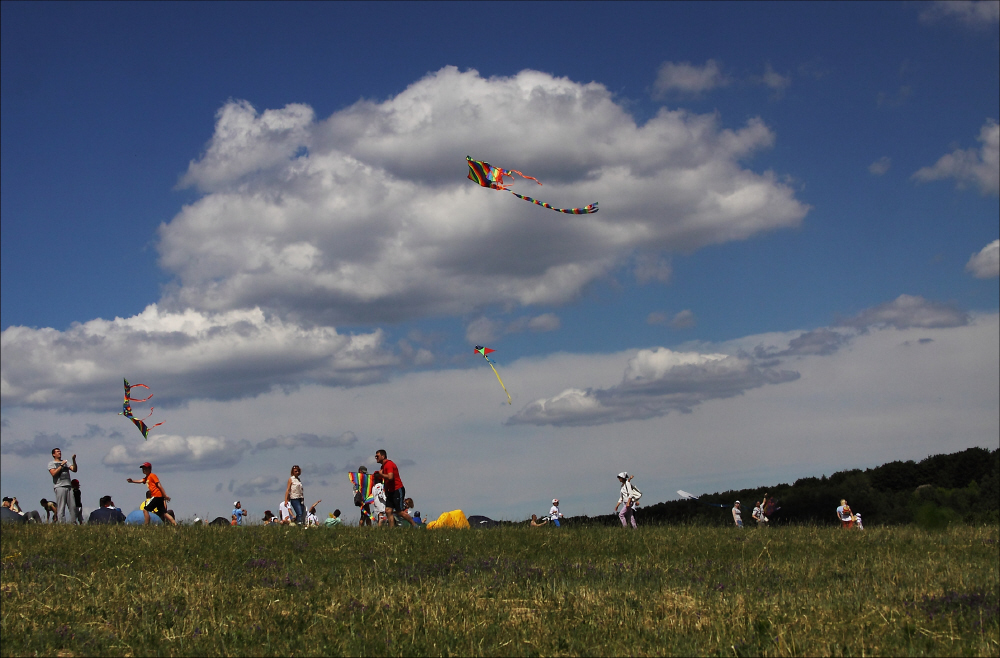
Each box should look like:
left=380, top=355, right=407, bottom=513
left=474, top=346, right=512, bottom=405
left=677, top=490, right=730, bottom=508
left=349, top=471, right=378, bottom=522
left=119, top=378, right=164, bottom=440
left=467, top=156, right=598, bottom=215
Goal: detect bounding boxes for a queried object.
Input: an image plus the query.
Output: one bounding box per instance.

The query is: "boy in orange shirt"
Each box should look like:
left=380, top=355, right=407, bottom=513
left=127, top=462, right=177, bottom=525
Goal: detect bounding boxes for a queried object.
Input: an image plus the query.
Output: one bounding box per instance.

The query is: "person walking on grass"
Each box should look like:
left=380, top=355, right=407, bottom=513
left=615, top=473, right=639, bottom=529
left=837, top=499, right=854, bottom=528
left=550, top=498, right=564, bottom=527
left=126, top=462, right=177, bottom=525
left=284, top=465, right=305, bottom=525
left=47, top=448, right=77, bottom=523
left=732, top=500, right=743, bottom=528
left=375, top=449, right=417, bottom=527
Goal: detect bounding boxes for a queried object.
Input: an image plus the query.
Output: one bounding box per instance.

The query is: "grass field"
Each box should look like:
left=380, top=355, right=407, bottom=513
left=2, top=523, right=997, bottom=657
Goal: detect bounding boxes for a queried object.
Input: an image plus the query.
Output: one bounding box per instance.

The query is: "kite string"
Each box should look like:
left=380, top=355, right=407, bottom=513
left=487, top=360, right=512, bottom=405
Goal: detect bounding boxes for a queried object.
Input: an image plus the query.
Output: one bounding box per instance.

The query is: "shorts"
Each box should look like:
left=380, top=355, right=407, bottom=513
left=386, top=487, right=405, bottom=512
left=145, top=497, right=168, bottom=520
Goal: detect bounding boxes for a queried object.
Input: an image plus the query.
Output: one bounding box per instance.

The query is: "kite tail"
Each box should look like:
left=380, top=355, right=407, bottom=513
left=511, top=193, right=598, bottom=214
left=488, top=360, right=512, bottom=405
left=506, top=169, right=542, bottom=186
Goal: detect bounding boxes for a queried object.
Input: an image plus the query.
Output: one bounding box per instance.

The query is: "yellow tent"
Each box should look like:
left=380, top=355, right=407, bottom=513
left=425, top=509, right=469, bottom=529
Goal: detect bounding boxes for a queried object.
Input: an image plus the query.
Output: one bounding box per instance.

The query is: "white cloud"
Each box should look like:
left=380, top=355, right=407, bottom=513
left=102, top=434, right=252, bottom=472
left=653, top=60, right=729, bottom=96
left=669, top=310, right=697, bottom=329
left=0, top=305, right=395, bottom=412
left=465, top=312, right=561, bottom=344
left=633, top=254, right=673, bottom=284
left=507, top=347, right=799, bottom=426
left=913, top=118, right=1000, bottom=195
left=527, top=313, right=561, bottom=332
left=646, top=312, right=668, bottom=326
left=839, top=294, right=969, bottom=330
left=233, top=475, right=285, bottom=498
left=868, top=156, right=892, bottom=176
left=758, top=63, right=791, bottom=98
left=254, top=431, right=357, bottom=452
left=919, top=1, right=1000, bottom=27
left=157, top=68, right=806, bottom=326
left=966, top=239, right=1000, bottom=278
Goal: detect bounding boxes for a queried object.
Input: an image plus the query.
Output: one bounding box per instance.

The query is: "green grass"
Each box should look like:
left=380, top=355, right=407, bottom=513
left=2, top=524, right=997, bottom=657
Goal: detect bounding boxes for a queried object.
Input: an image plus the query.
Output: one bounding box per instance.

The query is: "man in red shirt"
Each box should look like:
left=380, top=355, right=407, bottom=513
left=127, top=462, right=177, bottom=525
left=375, top=449, right=416, bottom=528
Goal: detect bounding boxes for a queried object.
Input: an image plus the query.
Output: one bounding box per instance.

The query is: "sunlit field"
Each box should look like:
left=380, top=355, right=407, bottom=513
left=2, top=523, right=997, bottom=657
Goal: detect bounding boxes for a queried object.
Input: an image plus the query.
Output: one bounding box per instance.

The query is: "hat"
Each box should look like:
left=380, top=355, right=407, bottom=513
left=71, top=479, right=80, bottom=486
left=618, top=472, right=627, bottom=479
left=552, top=498, right=559, bottom=504
left=358, top=465, right=368, bottom=473
left=141, top=462, right=152, bottom=468
left=234, top=501, right=240, bottom=507
left=735, top=500, right=740, bottom=504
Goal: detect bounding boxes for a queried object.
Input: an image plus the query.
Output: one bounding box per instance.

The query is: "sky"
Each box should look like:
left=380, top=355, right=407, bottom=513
left=2, top=1, right=998, bottom=523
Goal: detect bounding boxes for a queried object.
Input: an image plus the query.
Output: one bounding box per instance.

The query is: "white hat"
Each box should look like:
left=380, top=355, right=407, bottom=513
left=234, top=501, right=240, bottom=507
left=618, top=472, right=627, bottom=479
left=735, top=500, right=740, bottom=504
left=552, top=498, right=559, bottom=504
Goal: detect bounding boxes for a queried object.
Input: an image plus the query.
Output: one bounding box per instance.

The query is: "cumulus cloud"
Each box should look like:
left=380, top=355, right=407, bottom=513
left=669, top=310, right=697, bottom=329
left=157, top=67, right=807, bottom=326
left=253, top=431, right=357, bottom=452
left=1, top=305, right=395, bottom=412
left=633, top=254, right=673, bottom=284
left=913, top=119, right=1000, bottom=195
left=839, top=294, right=969, bottom=330
left=966, top=239, right=1000, bottom=278
left=757, top=63, right=791, bottom=98
left=868, top=156, right=892, bottom=176
left=102, top=434, right=252, bottom=472
left=755, top=328, right=850, bottom=359
left=919, top=1, right=1000, bottom=27
left=465, top=312, right=561, bottom=344
left=653, top=60, right=729, bottom=96
left=507, top=347, right=799, bottom=426
left=0, top=432, right=68, bottom=457
left=233, top=475, right=285, bottom=498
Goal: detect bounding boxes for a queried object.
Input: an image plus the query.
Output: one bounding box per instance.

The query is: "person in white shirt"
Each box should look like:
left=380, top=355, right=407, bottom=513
left=615, top=473, right=639, bottom=529
left=371, top=477, right=387, bottom=526
left=836, top=499, right=854, bottom=528
left=549, top=499, right=564, bottom=527
left=854, top=512, right=864, bottom=530
left=278, top=500, right=294, bottom=525
left=732, top=501, right=743, bottom=528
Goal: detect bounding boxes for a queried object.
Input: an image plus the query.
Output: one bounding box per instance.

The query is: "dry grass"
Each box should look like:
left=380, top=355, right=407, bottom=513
left=2, top=523, right=997, bottom=656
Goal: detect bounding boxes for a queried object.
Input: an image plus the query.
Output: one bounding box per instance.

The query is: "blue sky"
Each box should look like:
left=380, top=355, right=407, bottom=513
left=2, top=2, right=997, bottom=522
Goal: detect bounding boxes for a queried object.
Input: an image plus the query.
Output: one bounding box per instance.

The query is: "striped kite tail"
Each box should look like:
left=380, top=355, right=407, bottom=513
left=512, top=193, right=599, bottom=214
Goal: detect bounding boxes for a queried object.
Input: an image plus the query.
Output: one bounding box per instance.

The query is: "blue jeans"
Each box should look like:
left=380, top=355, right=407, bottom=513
left=290, top=498, right=305, bottom=524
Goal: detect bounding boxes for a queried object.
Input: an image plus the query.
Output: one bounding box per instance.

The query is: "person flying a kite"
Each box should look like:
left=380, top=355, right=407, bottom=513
left=119, top=379, right=163, bottom=440
left=474, top=346, right=512, bottom=405
left=467, top=156, right=598, bottom=215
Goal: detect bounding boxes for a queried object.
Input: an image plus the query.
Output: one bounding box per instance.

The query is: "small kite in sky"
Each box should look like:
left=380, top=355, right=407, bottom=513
left=474, top=346, right=512, bottom=405
left=467, top=156, right=599, bottom=215
left=119, top=378, right=163, bottom=440
left=677, top=490, right=730, bottom=508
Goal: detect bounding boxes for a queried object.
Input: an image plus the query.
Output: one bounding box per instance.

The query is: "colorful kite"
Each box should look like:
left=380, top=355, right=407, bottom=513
left=474, top=346, right=512, bottom=405
left=467, top=156, right=598, bottom=215
left=349, top=471, right=375, bottom=505
left=119, top=378, right=163, bottom=440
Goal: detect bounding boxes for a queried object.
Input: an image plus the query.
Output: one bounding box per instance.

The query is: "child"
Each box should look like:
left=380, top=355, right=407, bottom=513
left=230, top=514, right=238, bottom=526
left=371, top=475, right=387, bottom=526
left=126, top=462, right=177, bottom=525
left=549, top=499, right=564, bottom=527
left=39, top=498, right=58, bottom=523
left=324, top=509, right=343, bottom=527
left=71, top=479, right=84, bottom=524
left=854, top=512, right=864, bottom=530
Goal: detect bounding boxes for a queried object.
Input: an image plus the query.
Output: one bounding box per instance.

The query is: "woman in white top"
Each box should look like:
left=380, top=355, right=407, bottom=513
left=732, top=501, right=743, bottom=527
left=615, top=473, right=638, bottom=529
left=284, top=465, right=305, bottom=525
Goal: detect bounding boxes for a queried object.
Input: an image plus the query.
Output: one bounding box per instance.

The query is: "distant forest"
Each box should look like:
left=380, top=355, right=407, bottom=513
left=568, top=447, right=999, bottom=528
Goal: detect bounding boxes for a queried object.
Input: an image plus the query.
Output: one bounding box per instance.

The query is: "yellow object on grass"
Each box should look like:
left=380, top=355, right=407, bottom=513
left=426, top=509, right=469, bottom=529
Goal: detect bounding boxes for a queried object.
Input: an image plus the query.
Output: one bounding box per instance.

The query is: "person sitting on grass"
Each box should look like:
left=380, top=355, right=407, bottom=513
left=88, top=495, right=126, bottom=525
left=324, top=509, right=343, bottom=527
left=529, top=514, right=549, bottom=527
left=263, top=510, right=279, bottom=524
left=39, top=498, right=58, bottom=522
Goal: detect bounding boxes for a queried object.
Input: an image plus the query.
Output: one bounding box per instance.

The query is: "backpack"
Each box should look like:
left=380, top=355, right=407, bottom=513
left=625, top=481, right=642, bottom=506
left=353, top=489, right=363, bottom=507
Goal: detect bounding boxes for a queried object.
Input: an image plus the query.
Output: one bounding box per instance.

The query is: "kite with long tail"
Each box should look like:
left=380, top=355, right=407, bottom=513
left=467, top=156, right=598, bottom=215
left=677, top=490, right=730, bottom=508
left=349, top=471, right=378, bottom=521
left=474, top=346, right=512, bottom=405
left=119, top=378, right=164, bottom=440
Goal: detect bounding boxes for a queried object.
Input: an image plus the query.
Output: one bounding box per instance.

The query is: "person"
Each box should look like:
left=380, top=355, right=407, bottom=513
left=7, top=497, right=40, bottom=523
left=88, top=496, right=126, bottom=525
left=126, top=462, right=177, bottom=525
left=40, top=498, right=58, bottom=522
left=549, top=498, right=565, bottom=528
left=404, top=498, right=422, bottom=525
left=305, top=505, right=320, bottom=527
left=732, top=500, right=743, bottom=528
left=262, top=510, right=278, bottom=524
left=1, top=497, right=28, bottom=524
left=375, top=449, right=417, bottom=527
left=232, top=501, right=247, bottom=526
left=529, top=513, right=549, bottom=527
left=47, top=448, right=78, bottom=523
left=837, top=499, right=854, bottom=528
left=284, top=465, right=305, bottom=525
left=370, top=474, right=387, bottom=526
left=412, top=511, right=422, bottom=525
left=278, top=499, right=294, bottom=525
left=324, top=509, right=343, bottom=527
left=71, top=479, right=84, bottom=524
left=355, top=466, right=372, bottom=527
left=614, top=473, right=638, bottom=529
left=854, top=512, right=864, bottom=530
left=230, top=514, right=238, bottom=526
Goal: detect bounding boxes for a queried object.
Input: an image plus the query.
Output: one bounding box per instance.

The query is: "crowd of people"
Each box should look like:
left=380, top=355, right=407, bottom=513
left=1, top=445, right=866, bottom=529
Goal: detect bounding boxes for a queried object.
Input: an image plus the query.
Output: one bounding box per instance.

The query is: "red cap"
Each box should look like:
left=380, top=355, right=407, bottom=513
left=140, top=462, right=152, bottom=468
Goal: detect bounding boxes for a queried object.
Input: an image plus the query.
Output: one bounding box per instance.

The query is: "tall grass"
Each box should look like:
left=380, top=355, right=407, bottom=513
left=2, top=523, right=997, bottom=656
